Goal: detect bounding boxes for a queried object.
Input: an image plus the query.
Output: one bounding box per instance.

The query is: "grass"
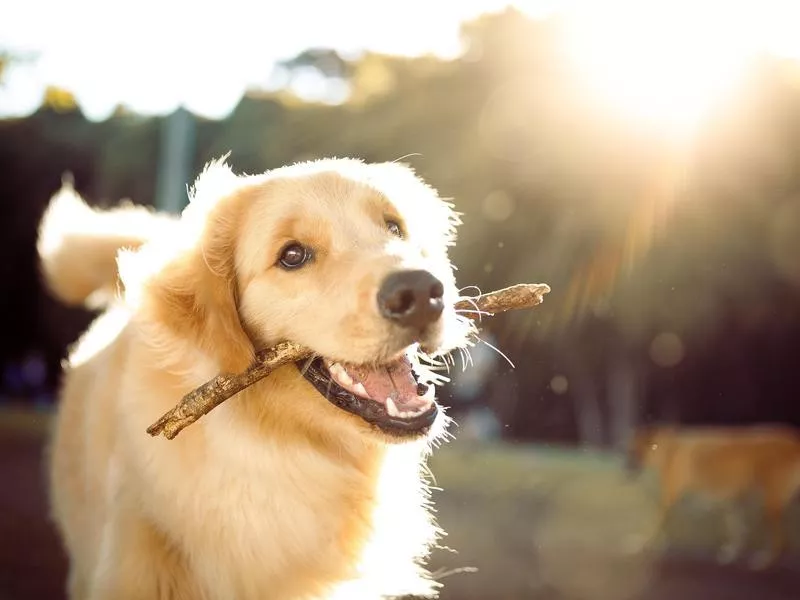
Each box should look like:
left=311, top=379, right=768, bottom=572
left=0, top=403, right=53, bottom=439
left=426, top=438, right=800, bottom=599
left=2, top=405, right=798, bottom=599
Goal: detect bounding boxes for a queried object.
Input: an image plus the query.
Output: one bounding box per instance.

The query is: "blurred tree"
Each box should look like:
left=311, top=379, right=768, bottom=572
left=2, top=10, right=800, bottom=438
left=42, top=86, right=79, bottom=113
left=278, top=48, right=353, bottom=80
left=0, top=52, right=7, bottom=85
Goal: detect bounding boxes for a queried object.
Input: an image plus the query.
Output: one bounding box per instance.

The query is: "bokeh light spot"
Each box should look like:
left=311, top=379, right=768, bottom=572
left=482, top=190, right=516, bottom=222
left=649, top=332, right=684, bottom=367
left=550, top=374, right=569, bottom=395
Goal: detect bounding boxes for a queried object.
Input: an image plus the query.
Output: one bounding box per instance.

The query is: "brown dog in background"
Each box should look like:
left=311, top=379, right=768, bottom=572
left=38, top=158, right=476, bottom=600
left=627, top=424, right=800, bottom=568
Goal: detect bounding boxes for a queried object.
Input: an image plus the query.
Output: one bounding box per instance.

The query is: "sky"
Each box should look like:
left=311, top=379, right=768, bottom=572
left=2, top=0, right=800, bottom=123
left=0, top=0, right=561, bottom=120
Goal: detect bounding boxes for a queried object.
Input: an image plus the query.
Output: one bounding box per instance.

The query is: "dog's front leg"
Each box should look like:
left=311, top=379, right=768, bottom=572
left=749, top=484, right=789, bottom=570
left=717, top=504, right=748, bottom=564
left=88, top=511, right=200, bottom=600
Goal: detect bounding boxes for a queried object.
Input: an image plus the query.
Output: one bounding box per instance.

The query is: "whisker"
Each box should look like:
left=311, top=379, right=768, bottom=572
left=457, top=285, right=483, bottom=297
left=437, top=354, right=453, bottom=374
left=476, top=336, right=515, bottom=369
left=422, top=354, right=448, bottom=369
left=430, top=358, right=448, bottom=369
left=430, top=567, right=479, bottom=581
left=417, top=351, right=450, bottom=382
left=455, top=308, right=493, bottom=317
left=455, top=297, right=486, bottom=323
left=458, top=347, right=470, bottom=372
left=325, top=374, right=333, bottom=400
left=461, top=297, right=483, bottom=311
left=391, top=152, right=423, bottom=164
left=299, top=354, right=317, bottom=377
left=413, top=354, right=452, bottom=385
left=463, top=346, right=474, bottom=369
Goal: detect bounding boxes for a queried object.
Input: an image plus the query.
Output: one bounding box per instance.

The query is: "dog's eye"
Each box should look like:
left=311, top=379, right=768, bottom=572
left=385, top=219, right=404, bottom=238
left=278, top=243, right=312, bottom=270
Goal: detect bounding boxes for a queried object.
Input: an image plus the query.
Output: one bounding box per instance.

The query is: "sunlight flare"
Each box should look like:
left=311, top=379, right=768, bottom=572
left=561, top=0, right=761, bottom=137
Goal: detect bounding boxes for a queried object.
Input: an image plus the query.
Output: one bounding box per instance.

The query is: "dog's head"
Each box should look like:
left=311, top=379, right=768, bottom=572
left=125, top=158, right=474, bottom=443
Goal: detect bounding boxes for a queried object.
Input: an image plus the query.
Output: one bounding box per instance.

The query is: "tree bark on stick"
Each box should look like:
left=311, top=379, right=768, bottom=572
left=147, top=283, right=550, bottom=440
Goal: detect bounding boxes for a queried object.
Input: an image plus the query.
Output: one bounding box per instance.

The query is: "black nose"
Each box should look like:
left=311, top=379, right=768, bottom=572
left=378, top=270, right=445, bottom=330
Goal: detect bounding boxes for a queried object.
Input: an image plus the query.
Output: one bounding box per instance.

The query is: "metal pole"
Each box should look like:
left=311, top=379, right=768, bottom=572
left=155, top=106, right=195, bottom=214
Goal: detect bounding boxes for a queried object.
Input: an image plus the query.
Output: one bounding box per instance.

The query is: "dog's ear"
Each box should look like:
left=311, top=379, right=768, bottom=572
left=141, top=195, right=255, bottom=375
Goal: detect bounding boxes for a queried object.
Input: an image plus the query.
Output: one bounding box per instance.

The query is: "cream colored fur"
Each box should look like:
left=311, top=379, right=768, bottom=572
left=39, top=158, right=472, bottom=600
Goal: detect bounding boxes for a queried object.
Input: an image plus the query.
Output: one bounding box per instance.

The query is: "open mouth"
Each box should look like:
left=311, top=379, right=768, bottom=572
left=298, top=354, right=438, bottom=437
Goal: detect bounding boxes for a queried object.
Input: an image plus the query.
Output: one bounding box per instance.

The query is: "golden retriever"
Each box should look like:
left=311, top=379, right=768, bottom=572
left=37, top=158, right=476, bottom=600
left=627, top=424, right=800, bottom=567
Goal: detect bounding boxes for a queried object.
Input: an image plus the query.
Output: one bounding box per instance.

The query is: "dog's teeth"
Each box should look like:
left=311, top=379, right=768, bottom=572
left=329, top=363, right=353, bottom=386
left=352, top=383, right=368, bottom=397
left=385, top=397, right=401, bottom=417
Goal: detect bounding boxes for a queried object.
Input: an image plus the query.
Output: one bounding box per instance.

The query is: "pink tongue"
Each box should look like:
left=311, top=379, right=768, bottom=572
left=346, top=358, right=427, bottom=410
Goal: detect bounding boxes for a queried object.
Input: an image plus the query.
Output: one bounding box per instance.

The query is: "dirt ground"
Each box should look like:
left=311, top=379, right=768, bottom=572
left=1, top=421, right=799, bottom=600
left=0, top=433, right=66, bottom=600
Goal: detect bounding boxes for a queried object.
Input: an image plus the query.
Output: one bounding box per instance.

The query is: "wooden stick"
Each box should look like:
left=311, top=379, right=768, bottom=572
left=147, top=282, right=550, bottom=440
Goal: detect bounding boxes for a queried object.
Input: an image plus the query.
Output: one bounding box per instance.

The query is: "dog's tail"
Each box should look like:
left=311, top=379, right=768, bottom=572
left=37, top=176, right=177, bottom=308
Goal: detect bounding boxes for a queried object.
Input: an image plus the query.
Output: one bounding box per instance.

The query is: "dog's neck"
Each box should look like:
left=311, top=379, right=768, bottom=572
left=187, top=370, right=438, bottom=598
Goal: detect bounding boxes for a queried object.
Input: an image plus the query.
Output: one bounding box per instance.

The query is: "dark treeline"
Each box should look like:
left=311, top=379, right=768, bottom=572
left=2, top=9, right=800, bottom=446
